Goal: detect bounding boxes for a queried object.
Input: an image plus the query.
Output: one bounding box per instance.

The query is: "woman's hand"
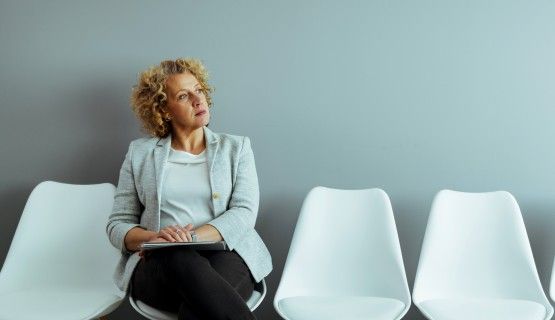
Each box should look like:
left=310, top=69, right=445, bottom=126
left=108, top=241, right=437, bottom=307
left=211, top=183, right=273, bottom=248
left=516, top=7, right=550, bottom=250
left=124, top=224, right=193, bottom=253
left=138, top=224, right=194, bottom=258
left=156, top=223, right=195, bottom=243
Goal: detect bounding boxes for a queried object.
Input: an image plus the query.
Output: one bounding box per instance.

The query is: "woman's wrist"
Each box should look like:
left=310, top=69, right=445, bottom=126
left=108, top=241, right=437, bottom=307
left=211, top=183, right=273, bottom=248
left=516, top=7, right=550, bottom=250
left=194, top=224, right=223, bottom=242
left=124, top=227, right=158, bottom=252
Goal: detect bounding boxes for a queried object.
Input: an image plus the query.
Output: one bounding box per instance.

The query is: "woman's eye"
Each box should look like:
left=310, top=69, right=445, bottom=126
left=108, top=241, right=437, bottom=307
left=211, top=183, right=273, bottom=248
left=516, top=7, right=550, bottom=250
left=178, top=94, right=188, bottom=100
left=196, top=88, right=203, bottom=93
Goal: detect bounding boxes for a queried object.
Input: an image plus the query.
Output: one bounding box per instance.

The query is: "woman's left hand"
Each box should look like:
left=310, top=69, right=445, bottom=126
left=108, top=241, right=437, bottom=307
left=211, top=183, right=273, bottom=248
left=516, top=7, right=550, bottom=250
left=159, top=223, right=194, bottom=242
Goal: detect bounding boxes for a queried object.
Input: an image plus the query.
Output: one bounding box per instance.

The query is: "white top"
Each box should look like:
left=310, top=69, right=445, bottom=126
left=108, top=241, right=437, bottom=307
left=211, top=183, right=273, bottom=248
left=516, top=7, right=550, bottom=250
left=159, top=147, right=213, bottom=229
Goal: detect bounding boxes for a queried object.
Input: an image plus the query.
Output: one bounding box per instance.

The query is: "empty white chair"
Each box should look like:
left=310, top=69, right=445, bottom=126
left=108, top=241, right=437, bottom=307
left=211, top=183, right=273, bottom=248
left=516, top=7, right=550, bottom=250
left=129, top=279, right=267, bottom=319
left=0, top=181, right=124, bottom=320
left=413, top=190, right=553, bottom=320
left=274, top=187, right=411, bottom=320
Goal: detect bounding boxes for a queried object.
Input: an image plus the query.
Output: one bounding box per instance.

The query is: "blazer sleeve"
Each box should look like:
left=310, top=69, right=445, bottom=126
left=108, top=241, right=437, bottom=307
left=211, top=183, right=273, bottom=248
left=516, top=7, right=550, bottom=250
left=106, top=141, right=143, bottom=254
left=208, top=137, right=259, bottom=250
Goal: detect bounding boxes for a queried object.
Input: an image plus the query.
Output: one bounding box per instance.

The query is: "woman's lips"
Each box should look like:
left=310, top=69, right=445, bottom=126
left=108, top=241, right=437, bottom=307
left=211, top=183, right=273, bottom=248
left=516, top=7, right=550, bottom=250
left=195, top=110, right=207, bottom=116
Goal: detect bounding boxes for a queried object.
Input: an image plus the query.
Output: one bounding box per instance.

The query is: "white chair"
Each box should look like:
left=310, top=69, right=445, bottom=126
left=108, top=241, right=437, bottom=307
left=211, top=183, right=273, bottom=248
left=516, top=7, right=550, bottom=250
left=413, top=190, right=553, bottom=320
left=274, top=187, right=411, bottom=320
left=0, top=181, right=124, bottom=320
left=129, top=279, right=267, bottom=319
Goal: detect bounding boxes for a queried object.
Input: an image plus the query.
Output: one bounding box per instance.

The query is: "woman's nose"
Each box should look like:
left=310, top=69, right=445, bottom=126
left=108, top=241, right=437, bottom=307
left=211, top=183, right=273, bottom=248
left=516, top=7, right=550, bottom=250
left=190, top=92, right=202, bottom=106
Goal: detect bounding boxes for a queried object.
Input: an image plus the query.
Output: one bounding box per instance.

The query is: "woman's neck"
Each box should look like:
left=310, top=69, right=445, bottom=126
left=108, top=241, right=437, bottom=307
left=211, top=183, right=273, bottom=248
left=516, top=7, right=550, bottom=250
left=171, top=126, right=206, bottom=154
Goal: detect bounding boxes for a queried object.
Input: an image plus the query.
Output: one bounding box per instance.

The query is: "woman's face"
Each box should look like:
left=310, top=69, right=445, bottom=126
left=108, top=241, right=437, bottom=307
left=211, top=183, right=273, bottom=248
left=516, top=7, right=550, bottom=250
left=164, top=72, right=210, bottom=132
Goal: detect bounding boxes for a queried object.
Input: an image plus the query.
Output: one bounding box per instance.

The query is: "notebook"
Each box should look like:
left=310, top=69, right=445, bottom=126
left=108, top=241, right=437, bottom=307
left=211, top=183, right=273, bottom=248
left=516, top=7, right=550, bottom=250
left=140, top=240, right=228, bottom=251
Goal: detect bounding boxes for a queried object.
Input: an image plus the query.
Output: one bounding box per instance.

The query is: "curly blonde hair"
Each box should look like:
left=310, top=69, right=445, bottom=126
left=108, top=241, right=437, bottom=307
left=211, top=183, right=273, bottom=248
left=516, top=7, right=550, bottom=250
left=130, top=58, right=214, bottom=138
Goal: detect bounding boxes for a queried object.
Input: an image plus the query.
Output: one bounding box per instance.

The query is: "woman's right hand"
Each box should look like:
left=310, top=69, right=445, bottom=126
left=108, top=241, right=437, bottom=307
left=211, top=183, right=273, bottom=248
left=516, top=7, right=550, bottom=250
left=152, top=223, right=195, bottom=243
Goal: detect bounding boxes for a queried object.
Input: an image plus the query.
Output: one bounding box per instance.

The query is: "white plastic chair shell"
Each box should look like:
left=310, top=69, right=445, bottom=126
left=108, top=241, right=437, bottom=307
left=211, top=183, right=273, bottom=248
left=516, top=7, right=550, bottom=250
left=274, top=187, right=411, bottom=320
left=413, top=190, right=553, bottom=320
left=0, top=181, right=124, bottom=320
left=129, top=279, right=266, bottom=320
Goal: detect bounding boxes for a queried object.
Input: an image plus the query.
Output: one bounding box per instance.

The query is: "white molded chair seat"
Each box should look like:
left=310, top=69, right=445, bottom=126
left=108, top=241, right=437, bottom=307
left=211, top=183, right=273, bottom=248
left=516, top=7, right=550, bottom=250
left=277, top=296, right=405, bottom=320
left=129, top=279, right=266, bottom=320
left=0, top=286, right=122, bottom=320
left=419, top=298, right=548, bottom=320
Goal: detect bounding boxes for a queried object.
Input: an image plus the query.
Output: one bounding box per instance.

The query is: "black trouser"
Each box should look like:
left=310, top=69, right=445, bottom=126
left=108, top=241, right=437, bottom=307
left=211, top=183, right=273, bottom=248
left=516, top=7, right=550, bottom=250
left=131, top=247, right=256, bottom=320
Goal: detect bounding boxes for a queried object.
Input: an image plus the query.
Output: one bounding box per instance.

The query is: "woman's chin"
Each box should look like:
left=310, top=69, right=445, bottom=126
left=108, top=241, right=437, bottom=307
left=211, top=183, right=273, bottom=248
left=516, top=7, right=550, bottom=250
left=199, top=117, right=210, bottom=127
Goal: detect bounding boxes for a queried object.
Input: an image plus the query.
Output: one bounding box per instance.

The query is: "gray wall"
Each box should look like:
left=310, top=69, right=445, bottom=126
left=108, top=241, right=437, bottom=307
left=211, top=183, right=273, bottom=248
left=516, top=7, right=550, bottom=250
left=1, top=0, right=555, bottom=319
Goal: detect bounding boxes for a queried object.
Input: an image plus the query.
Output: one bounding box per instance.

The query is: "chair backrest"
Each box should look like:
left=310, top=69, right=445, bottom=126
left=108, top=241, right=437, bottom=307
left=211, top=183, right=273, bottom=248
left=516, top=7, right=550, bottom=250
left=0, top=181, right=121, bottom=295
left=551, top=257, right=555, bottom=303
left=413, top=190, right=551, bottom=308
left=274, top=187, right=410, bottom=305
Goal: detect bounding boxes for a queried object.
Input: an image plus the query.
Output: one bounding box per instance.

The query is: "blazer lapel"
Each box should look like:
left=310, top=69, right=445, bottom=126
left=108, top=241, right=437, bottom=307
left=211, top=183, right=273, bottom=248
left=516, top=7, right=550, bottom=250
left=154, top=135, right=172, bottom=206
left=204, top=126, right=220, bottom=176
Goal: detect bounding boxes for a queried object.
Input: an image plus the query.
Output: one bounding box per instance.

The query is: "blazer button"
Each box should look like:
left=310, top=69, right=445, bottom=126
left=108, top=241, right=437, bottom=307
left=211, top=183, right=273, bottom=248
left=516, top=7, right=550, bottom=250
left=212, top=192, right=220, bottom=200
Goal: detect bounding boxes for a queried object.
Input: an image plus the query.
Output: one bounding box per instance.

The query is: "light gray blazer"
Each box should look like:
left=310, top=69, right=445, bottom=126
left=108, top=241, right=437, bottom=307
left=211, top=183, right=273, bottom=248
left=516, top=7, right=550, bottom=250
left=106, top=127, right=272, bottom=292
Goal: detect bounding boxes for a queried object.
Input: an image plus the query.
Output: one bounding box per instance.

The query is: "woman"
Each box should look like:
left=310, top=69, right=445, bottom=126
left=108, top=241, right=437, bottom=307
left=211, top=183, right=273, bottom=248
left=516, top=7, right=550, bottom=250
left=106, top=58, right=272, bottom=320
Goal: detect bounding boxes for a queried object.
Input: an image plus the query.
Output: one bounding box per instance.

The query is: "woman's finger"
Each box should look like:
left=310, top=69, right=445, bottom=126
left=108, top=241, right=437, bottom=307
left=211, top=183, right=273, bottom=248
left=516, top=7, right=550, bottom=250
left=173, top=225, right=186, bottom=242
left=183, top=230, right=192, bottom=242
left=166, top=225, right=182, bottom=242
left=159, top=232, right=172, bottom=242
left=159, top=230, right=177, bottom=242
left=175, top=229, right=187, bottom=242
left=166, top=227, right=183, bottom=241
left=170, top=230, right=183, bottom=242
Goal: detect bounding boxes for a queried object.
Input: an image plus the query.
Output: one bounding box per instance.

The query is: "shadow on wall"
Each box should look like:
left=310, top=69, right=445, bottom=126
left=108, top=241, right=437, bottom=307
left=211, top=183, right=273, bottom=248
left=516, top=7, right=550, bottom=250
left=520, top=201, right=555, bottom=296
left=390, top=197, right=430, bottom=320
left=255, top=194, right=306, bottom=319
left=0, top=186, right=34, bottom=267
